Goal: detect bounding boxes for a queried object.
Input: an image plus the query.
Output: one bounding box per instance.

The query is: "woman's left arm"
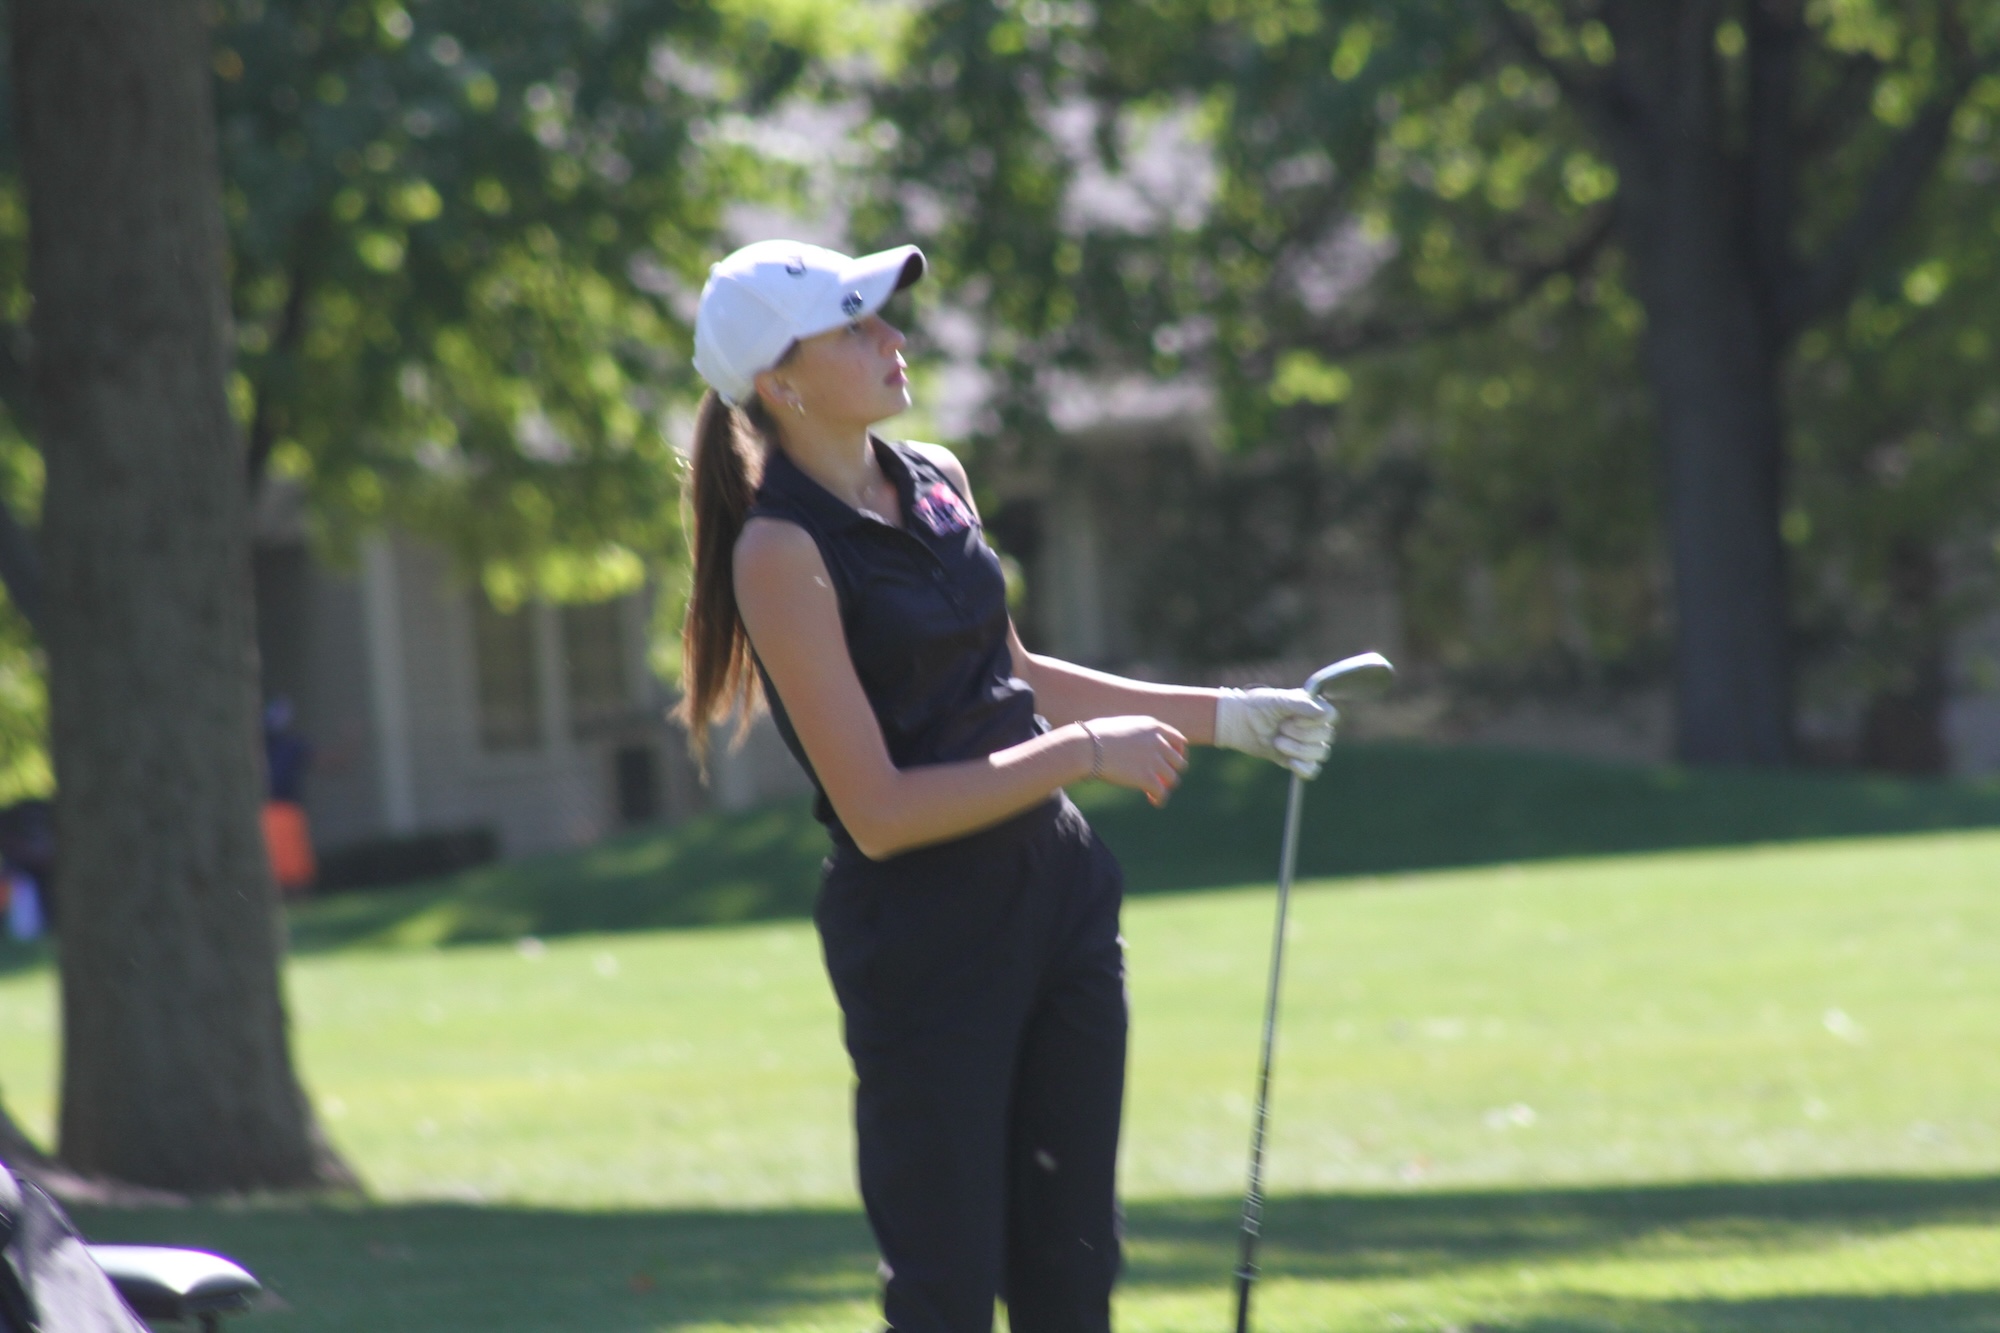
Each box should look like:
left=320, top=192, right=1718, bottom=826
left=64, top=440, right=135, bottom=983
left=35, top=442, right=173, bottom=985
left=1006, top=624, right=1219, bottom=744
left=908, top=440, right=1222, bottom=746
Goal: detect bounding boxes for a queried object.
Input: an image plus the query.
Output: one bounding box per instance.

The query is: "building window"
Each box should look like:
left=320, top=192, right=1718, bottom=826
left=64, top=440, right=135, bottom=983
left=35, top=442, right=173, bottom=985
left=472, top=596, right=542, bottom=751
left=563, top=600, right=629, bottom=737
left=613, top=744, right=659, bottom=823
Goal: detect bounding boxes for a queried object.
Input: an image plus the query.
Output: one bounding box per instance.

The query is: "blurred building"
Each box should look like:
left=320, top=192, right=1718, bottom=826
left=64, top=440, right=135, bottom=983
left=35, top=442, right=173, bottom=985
left=943, top=381, right=2000, bottom=776
left=250, top=484, right=808, bottom=874
left=248, top=396, right=2000, bottom=879
left=976, top=375, right=1404, bottom=678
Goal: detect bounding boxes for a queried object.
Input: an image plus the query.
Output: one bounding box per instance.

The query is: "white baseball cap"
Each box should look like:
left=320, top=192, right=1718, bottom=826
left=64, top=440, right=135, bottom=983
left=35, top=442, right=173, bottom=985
left=692, top=240, right=926, bottom=405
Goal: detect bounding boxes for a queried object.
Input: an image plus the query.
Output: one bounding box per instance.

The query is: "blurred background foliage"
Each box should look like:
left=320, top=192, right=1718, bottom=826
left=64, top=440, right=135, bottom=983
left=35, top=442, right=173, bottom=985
left=211, top=0, right=805, bottom=588
left=863, top=0, right=2000, bottom=756
left=0, top=0, right=1991, bottom=785
left=0, top=0, right=844, bottom=792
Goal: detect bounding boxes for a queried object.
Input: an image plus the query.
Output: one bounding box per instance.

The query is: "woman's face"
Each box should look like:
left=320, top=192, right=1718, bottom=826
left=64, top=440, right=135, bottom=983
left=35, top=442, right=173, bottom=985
left=760, top=313, right=910, bottom=429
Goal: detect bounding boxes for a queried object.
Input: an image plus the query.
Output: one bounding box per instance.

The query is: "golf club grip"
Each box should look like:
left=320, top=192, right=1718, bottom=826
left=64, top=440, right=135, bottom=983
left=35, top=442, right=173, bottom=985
left=1232, top=1178, right=1263, bottom=1333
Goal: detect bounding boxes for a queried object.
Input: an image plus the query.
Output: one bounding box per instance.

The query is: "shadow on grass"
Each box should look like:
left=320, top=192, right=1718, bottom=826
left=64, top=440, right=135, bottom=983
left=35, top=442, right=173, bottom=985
left=1502, top=1291, right=2000, bottom=1333
left=0, top=938, right=52, bottom=978
left=286, top=797, right=834, bottom=954
left=72, top=1199, right=882, bottom=1333
left=67, top=1174, right=2000, bottom=1333
left=1127, top=1175, right=2000, bottom=1285
left=284, top=743, right=2000, bottom=954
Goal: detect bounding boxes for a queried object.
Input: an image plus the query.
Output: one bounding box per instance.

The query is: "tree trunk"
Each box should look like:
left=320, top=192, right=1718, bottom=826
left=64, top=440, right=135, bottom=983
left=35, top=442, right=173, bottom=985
left=1626, top=219, right=1795, bottom=765
left=1858, top=540, right=1949, bottom=774
left=1860, top=667, right=1949, bottom=774
left=13, top=0, right=349, bottom=1191
left=1602, top=2, right=1795, bottom=765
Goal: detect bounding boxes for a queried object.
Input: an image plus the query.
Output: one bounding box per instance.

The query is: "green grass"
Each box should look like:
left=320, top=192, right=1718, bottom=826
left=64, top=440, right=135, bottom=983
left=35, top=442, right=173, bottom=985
left=283, top=742, right=2000, bottom=951
left=1, top=798, right=1997, bottom=1329
left=46, top=1179, right=2000, bottom=1332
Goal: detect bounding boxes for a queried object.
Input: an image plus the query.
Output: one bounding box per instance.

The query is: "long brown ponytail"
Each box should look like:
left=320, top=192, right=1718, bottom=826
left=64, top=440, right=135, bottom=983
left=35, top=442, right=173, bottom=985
left=676, top=387, right=784, bottom=762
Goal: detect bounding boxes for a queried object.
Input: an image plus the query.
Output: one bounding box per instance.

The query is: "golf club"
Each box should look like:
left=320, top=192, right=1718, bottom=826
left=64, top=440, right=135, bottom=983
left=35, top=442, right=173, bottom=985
left=1232, top=651, right=1395, bottom=1333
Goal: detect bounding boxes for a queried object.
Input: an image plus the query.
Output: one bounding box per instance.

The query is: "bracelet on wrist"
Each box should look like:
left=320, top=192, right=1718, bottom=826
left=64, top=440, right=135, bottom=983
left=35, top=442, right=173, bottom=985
left=1080, top=722, right=1104, bottom=781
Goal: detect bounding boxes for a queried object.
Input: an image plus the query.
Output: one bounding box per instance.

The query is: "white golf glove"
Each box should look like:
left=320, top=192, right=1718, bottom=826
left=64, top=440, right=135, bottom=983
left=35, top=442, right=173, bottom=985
left=1215, top=688, right=1337, bottom=780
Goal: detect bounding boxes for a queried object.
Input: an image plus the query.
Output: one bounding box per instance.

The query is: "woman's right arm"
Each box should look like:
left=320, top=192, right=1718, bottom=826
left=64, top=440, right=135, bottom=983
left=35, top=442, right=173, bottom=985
left=733, top=518, right=1187, bottom=860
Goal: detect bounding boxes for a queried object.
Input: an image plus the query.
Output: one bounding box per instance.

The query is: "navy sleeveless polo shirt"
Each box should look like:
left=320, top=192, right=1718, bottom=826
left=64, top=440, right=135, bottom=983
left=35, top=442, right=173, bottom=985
left=745, top=437, right=1043, bottom=850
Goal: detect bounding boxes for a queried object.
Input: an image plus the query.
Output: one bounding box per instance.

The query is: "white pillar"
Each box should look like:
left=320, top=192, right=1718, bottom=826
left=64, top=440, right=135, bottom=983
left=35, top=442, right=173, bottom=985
left=360, top=533, right=417, bottom=833
left=1044, top=479, right=1108, bottom=663
left=534, top=601, right=572, bottom=753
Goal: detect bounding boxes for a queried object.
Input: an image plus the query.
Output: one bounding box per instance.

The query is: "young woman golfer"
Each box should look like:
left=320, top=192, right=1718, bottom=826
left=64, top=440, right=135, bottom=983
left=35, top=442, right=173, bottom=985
left=680, top=240, right=1336, bottom=1333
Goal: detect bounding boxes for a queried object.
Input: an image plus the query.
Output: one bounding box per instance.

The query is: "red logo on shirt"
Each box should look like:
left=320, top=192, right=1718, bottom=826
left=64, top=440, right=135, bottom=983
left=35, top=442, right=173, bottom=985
left=913, top=482, right=974, bottom=536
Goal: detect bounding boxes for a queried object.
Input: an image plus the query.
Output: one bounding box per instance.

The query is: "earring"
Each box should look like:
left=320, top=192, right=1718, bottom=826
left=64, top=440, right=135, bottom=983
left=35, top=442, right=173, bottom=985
left=791, top=397, right=807, bottom=417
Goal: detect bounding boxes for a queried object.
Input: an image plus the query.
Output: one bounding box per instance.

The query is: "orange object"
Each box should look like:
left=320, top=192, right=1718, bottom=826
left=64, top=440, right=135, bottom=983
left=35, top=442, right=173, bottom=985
left=262, top=800, right=317, bottom=895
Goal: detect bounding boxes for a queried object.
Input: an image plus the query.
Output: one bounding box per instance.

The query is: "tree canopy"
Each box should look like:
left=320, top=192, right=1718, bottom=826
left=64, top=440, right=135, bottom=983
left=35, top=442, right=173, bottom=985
left=0, top=0, right=1990, bottom=785
left=0, top=0, right=862, bottom=792
left=865, top=0, right=2000, bottom=766
left=0, top=0, right=878, bottom=603
left=214, top=0, right=831, bottom=595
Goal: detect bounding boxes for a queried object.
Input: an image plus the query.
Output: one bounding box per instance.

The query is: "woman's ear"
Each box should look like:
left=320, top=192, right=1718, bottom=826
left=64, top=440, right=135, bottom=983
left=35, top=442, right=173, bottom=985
left=752, top=368, right=802, bottom=418
left=750, top=369, right=786, bottom=413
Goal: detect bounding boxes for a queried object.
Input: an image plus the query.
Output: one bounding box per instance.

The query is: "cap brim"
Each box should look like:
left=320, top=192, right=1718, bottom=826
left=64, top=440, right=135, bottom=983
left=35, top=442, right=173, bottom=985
left=843, top=244, right=926, bottom=300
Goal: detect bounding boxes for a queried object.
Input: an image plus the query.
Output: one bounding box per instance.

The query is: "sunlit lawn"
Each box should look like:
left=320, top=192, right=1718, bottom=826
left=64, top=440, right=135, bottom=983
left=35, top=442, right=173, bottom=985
left=1, top=824, right=1997, bottom=1329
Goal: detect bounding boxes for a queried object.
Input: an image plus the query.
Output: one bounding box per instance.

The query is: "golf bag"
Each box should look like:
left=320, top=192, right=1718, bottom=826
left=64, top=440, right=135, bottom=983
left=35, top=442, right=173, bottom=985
left=0, top=1160, right=147, bottom=1333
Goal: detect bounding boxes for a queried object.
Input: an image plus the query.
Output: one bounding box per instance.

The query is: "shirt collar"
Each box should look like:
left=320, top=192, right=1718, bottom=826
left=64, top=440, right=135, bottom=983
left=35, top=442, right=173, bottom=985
left=757, top=436, right=921, bottom=534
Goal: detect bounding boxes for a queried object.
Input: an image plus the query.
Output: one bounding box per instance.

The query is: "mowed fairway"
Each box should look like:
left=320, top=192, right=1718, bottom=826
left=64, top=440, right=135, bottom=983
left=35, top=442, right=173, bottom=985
left=0, top=827, right=1996, bottom=1330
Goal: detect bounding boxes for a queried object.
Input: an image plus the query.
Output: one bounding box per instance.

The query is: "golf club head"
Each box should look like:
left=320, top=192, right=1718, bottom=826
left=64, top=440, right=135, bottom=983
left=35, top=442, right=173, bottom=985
left=1303, top=652, right=1395, bottom=705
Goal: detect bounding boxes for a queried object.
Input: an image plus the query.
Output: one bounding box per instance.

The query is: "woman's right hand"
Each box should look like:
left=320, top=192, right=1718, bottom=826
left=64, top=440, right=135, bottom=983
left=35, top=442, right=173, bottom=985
left=1079, top=716, right=1189, bottom=806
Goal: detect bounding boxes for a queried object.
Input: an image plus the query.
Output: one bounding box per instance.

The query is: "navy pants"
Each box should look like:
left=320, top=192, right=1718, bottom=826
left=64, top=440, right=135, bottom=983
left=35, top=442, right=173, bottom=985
left=816, top=796, right=1128, bottom=1333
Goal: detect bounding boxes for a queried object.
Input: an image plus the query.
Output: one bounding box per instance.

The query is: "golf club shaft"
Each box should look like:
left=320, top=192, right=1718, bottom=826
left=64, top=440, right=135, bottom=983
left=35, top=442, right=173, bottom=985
left=1233, top=771, right=1306, bottom=1333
